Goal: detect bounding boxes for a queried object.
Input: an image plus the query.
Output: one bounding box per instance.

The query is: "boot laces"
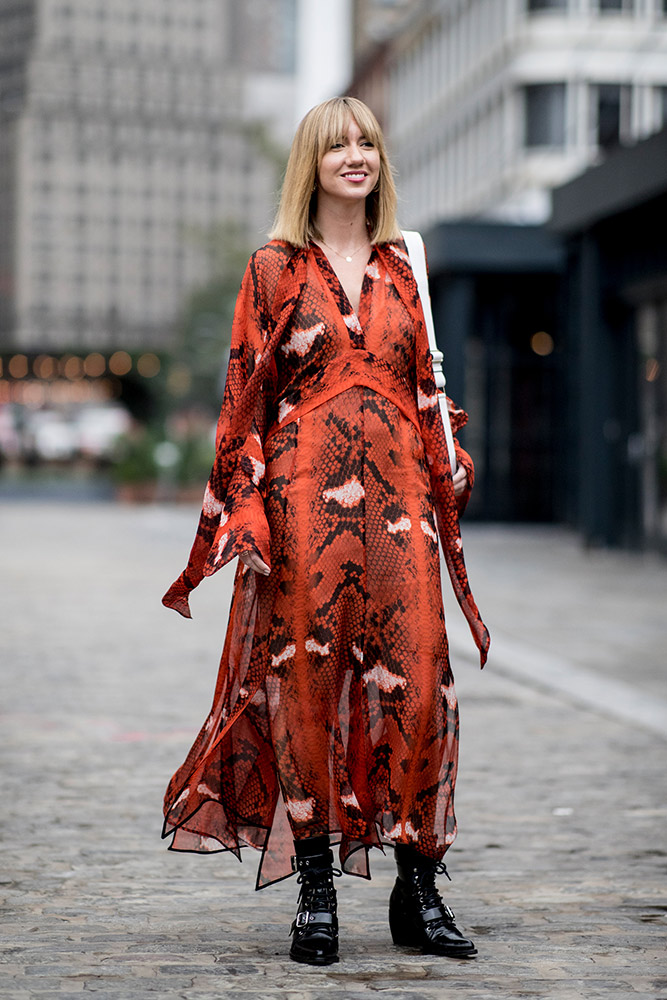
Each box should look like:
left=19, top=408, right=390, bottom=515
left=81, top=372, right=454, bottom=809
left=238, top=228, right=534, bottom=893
left=413, top=862, right=455, bottom=925
left=297, top=863, right=342, bottom=914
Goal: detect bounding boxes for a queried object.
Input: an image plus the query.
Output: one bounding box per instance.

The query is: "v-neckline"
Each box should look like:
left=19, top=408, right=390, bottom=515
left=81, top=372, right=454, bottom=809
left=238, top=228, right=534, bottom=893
left=311, top=242, right=376, bottom=332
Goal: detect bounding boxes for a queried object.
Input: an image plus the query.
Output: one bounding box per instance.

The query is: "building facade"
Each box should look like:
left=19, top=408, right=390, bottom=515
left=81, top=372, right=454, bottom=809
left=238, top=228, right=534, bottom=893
left=423, top=221, right=565, bottom=523
left=551, top=127, right=667, bottom=551
left=346, top=1, right=667, bottom=549
left=0, top=0, right=296, bottom=356
left=351, top=0, right=667, bottom=228
left=353, top=0, right=415, bottom=62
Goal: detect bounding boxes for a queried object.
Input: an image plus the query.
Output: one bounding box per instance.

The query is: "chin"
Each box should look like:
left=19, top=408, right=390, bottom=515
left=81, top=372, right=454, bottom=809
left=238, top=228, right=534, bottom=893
left=338, top=185, right=373, bottom=199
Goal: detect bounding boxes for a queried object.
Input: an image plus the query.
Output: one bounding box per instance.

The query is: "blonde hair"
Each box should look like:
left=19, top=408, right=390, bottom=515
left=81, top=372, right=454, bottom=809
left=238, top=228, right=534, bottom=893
left=269, top=97, right=400, bottom=247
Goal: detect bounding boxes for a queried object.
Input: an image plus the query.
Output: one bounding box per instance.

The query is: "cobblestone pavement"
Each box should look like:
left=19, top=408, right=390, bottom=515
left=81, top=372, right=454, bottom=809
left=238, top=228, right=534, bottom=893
left=1, top=504, right=666, bottom=999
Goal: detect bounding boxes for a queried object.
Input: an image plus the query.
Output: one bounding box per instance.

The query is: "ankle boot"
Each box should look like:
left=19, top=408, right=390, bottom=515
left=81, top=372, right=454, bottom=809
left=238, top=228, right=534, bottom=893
left=289, top=845, right=341, bottom=965
left=389, top=846, right=477, bottom=958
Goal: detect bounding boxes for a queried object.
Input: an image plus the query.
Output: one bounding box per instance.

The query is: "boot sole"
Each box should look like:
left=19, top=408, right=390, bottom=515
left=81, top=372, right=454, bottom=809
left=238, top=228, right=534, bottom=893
left=289, top=950, right=340, bottom=966
left=391, top=937, right=477, bottom=958
left=391, top=932, right=478, bottom=958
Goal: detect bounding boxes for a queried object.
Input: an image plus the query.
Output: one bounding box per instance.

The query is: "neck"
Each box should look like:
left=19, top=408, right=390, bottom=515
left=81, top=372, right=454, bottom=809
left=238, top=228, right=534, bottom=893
left=314, top=196, right=369, bottom=250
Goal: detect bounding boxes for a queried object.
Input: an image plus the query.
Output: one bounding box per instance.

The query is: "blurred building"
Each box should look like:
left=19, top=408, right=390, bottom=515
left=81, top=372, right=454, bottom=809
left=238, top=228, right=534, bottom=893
left=353, top=0, right=414, bottom=57
left=423, top=220, right=566, bottom=524
left=232, top=0, right=299, bottom=145
left=0, top=0, right=296, bottom=356
left=551, top=126, right=667, bottom=551
left=348, top=0, right=410, bottom=125
left=347, top=1, right=667, bottom=548
left=351, top=0, right=667, bottom=228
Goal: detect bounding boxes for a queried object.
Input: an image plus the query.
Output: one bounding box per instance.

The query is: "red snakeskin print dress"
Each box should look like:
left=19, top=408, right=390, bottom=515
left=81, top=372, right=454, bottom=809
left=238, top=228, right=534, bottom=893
left=162, top=241, right=488, bottom=889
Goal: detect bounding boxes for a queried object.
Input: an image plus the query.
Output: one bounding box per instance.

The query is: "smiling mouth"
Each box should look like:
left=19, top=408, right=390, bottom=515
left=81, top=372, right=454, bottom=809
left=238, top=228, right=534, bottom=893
left=342, top=172, right=367, bottom=181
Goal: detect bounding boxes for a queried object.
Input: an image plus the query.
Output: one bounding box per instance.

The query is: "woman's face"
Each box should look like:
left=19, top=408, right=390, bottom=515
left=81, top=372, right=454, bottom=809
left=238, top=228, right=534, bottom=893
left=316, top=118, right=380, bottom=206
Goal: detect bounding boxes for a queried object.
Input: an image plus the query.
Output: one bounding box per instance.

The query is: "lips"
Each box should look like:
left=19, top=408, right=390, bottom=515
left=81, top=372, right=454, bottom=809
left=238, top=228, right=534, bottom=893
left=341, top=172, right=367, bottom=181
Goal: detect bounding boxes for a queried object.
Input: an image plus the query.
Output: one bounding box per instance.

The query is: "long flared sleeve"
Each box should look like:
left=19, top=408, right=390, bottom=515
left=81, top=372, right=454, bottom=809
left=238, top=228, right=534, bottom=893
left=414, top=332, right=490, bottom=666
left=162, top=251, right=280, bottom=618
left=379, top=241, right=490, bottom=667
left=198, top=417, right=272, bottom=574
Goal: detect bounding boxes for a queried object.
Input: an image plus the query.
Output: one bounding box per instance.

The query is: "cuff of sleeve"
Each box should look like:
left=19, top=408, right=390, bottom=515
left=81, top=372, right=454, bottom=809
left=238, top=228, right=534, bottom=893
left=455, top=445, right=474, bottom=515
left=204, top=507, right=271, bottom=577
left=162, top=575, right=193, bottom=619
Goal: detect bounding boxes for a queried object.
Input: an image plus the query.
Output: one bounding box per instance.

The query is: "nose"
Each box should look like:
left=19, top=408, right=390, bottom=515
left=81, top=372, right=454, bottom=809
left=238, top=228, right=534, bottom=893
left=346, top=143, right=364, bottom=164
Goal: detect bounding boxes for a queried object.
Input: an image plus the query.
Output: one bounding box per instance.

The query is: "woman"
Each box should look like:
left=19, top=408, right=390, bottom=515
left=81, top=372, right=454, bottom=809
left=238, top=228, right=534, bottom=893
left=161, top=97, right=489, bottom=967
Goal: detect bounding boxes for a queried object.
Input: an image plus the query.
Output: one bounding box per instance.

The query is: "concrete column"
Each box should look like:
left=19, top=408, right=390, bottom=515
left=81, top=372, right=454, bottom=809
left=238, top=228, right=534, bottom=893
left=574, top=232, right=622, bottom=545
left=294, top=0, right=352, bottom=126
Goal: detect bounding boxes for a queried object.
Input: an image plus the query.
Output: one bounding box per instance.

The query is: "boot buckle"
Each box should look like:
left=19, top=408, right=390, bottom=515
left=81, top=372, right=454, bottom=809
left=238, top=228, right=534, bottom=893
left=295, top=910, right=334, bottom=927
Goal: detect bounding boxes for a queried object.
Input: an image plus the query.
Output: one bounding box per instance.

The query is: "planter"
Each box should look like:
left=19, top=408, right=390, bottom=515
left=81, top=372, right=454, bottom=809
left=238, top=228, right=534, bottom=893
left=115, top=481, right=158, bottom=504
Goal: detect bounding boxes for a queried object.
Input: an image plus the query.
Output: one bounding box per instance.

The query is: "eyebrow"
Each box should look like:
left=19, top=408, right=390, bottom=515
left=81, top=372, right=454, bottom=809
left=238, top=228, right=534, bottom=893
left=331, top=131, right=371, bottom=143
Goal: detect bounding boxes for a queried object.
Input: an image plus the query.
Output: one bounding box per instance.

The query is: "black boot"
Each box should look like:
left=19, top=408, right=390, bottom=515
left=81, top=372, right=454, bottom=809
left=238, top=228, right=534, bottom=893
left=389, top=846, right=477, bottom=958
left=289, top=842, right=341, bottom=966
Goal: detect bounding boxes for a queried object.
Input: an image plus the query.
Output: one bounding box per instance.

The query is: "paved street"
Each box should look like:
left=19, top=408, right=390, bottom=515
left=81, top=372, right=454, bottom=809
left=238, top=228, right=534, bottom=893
left=1, top=502, right=666, bottom=999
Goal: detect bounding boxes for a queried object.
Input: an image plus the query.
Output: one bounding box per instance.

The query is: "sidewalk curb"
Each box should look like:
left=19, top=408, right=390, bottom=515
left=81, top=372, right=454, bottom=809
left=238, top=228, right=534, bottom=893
left=450, top=629, right=667, bottom=739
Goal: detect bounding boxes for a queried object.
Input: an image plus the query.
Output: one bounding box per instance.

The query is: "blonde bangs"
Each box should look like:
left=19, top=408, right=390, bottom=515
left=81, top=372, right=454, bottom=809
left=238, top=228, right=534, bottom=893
left=313, top=99, right=383, bottom=164
left=270, top=97, right=401, bottom=248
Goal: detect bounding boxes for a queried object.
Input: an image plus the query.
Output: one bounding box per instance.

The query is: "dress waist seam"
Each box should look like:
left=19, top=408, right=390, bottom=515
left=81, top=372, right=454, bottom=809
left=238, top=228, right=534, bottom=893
left=265, top=375, right=421, bottom=444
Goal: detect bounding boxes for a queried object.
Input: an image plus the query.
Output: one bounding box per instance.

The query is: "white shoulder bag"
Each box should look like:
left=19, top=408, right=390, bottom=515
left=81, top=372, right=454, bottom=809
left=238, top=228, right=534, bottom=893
left=401, top=229, right=457, bottom=473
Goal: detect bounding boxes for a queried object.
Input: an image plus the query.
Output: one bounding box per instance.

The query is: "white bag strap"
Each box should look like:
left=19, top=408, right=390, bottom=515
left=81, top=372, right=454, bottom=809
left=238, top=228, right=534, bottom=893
left=401, top=229, right=457, bottom=473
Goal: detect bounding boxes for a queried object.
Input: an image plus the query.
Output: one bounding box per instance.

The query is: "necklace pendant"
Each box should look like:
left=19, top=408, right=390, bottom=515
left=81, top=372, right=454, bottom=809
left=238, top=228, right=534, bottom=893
left=345, top=255, right=352, bottom=263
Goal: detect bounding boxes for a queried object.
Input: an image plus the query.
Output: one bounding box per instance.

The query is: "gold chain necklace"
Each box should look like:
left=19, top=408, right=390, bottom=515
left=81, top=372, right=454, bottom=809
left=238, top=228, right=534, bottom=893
left=317, top=236, right=370, bottom=264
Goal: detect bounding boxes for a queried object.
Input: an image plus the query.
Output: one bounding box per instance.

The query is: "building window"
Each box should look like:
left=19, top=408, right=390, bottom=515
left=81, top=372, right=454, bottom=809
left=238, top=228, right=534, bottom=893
left=528, top=0, right=567, bottom=10
left=524, top=84, right=566, bottom=147
left=598, top=0, right=634, bottom=10
left=596, top=83, right=631, bottom=151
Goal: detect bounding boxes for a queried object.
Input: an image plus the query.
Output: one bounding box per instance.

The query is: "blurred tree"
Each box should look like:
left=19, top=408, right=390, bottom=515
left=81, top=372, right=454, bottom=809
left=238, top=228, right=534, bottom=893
left=171, top=220, right=255, bottom=413
left=112, top=424, right=160, bottom=486
left=170, top=122, right=287, bottom=414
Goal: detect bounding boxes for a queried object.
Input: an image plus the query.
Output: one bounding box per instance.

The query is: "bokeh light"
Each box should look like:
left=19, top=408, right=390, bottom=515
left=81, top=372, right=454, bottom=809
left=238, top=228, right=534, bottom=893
left=63, top=356, right=84, bottom=380
left=530, top=332, right=554, bottom=357
left=100, top=377, right=122, bottom=398
left=34, top=355, right=57, bottom=379
left=167, top=363, right=192, bottom=397
left=137, top=353, right=161, bottom=378
left=109, top=351, right=132, bottom=376
left=8, top=354, right=29, bottom=379
left=22, top=382, right=46, bottom=408
left=645, top=358, right=660, bottom=383
left=84, top=352, right=106, bottom=377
